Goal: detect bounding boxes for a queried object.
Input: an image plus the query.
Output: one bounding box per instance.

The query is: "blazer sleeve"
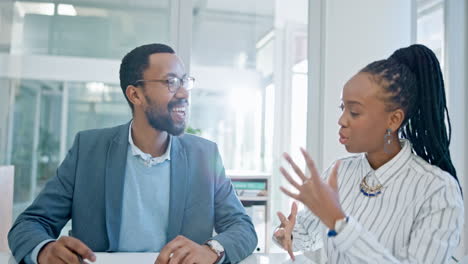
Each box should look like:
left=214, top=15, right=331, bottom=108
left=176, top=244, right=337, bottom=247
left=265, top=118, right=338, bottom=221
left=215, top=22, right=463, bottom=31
left=210, top=144, right=258, bottom=263
left=8, top=133, right=81, bottom=263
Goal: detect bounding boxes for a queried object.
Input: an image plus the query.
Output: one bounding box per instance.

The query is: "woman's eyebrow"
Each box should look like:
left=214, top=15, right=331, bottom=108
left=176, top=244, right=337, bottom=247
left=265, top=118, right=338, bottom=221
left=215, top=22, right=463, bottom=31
left=345, top=100, right=364, bottom=106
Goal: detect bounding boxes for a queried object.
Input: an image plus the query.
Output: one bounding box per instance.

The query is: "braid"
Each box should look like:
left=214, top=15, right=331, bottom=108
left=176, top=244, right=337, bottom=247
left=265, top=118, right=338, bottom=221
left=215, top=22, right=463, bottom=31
left=360, top=44, right=460, bottom=188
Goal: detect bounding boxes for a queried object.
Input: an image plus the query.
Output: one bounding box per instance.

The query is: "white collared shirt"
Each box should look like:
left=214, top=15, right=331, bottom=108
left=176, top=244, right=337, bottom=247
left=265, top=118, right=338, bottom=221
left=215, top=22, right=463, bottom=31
left=288, top=139, right=463, bottom=263
left=128, top=121, right=171, bottom=167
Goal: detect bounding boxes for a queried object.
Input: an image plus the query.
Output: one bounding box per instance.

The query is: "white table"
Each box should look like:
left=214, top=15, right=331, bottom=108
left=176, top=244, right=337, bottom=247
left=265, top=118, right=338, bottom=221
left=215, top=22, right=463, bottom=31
left=0, top=252, right=321, bottom=264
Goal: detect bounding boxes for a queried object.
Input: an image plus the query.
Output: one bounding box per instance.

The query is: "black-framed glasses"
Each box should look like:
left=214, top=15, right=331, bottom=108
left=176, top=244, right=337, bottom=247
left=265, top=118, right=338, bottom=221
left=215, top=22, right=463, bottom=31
left=134, top=76, right=195, bottom=93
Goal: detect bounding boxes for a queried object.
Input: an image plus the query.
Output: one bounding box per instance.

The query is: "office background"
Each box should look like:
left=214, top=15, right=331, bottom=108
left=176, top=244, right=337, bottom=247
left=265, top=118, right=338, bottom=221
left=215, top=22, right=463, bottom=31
left=0, top=0, right=466, bottom=258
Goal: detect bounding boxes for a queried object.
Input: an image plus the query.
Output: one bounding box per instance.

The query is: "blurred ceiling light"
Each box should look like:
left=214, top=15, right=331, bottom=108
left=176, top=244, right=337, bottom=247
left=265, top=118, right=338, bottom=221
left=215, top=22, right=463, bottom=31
left=57, top=4, right=77, bottom=16
left=15, top=2, right=55, bottom=17
left=74, top=6, right=109, bottom=17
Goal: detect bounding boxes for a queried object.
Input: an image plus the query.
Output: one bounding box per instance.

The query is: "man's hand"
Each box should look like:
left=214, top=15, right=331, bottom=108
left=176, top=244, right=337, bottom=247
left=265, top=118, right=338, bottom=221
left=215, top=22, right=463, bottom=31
left=274, top=202, right=298, bottom=260
left=155, top=236, right=218, bottom=264
left=38, top=236, right=96, bottom=264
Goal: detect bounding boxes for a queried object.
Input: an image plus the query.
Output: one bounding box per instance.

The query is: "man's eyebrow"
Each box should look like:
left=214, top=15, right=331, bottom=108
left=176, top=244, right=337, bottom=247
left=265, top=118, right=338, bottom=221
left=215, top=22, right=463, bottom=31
left=164, top=73, right=186, bottom=78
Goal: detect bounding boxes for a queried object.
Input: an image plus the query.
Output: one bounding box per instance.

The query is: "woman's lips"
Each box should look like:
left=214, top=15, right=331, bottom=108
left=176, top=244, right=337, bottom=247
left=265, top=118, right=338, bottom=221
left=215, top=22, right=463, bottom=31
left=339, top=133, right=348, bottom=144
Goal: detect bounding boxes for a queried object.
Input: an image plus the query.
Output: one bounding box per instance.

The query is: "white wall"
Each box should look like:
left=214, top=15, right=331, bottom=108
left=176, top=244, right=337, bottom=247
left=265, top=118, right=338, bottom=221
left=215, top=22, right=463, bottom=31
left=446, top=0, right=467, bottom=257
left=319, top=0, right=413, bottom=169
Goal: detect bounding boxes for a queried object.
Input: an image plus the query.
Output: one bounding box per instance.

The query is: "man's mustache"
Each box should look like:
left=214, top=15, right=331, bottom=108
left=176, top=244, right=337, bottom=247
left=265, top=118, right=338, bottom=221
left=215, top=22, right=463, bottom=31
left=168, top=99, right=189, bottom=109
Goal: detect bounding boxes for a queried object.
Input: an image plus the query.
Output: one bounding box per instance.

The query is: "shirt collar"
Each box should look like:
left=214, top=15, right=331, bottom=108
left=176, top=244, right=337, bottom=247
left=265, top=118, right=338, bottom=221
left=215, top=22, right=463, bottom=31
left=360, top=139, right=412, bottom=185
left=128, top=121, right=171, bottom=166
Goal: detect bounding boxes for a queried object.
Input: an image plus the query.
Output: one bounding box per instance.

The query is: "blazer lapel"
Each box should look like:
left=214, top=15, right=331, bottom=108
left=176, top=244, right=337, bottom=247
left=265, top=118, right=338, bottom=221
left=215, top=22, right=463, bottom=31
left=167, top=136, right=189, bottom=242
left=105, top=122, right=130, bottom=251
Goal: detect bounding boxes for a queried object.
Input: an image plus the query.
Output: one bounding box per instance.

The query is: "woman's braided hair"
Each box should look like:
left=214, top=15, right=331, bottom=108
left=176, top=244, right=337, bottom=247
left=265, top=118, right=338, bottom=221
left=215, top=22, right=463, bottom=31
left=360, top=44, right=459, bottom=188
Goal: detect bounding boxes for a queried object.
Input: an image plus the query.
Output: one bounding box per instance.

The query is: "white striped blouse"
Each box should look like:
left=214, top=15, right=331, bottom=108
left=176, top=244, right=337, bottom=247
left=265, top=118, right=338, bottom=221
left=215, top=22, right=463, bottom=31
left=288, top=139, right=464, bottom=263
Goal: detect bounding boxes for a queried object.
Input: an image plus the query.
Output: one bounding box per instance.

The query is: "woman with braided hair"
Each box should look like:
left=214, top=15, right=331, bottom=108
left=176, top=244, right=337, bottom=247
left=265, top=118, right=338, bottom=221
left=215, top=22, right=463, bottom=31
left=273, top=44, right=463, bottom=263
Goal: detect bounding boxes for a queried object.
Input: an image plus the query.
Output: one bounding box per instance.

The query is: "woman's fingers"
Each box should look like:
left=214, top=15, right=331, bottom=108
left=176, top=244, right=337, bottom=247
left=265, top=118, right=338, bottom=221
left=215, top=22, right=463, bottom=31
left=274, top=228, right=290, bottom=253
left=286, top=238, right=295, bottom=261
left=283, top=153, right=307, bottom=182
left=274, top=227, right=285, bottom=238
left=300, top=148, right=320, bottom=181
left=280, top=167, right=301, bottom=190
left=277, top=211, right=289, bottom=227
left=289, top=202, right=298, bottom=222
left=280, top=186, right=300, bottom=201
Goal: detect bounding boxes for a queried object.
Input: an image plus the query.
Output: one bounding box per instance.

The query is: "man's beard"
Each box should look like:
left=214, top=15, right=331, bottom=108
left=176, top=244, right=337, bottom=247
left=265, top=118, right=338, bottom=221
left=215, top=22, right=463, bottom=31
left=144, top=95, right=187, bottom=136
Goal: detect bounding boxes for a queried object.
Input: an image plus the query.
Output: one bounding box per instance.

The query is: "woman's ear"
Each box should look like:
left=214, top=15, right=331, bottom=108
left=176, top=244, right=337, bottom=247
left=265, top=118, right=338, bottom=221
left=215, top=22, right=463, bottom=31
left=126, top=85, right=144, bottom=107
left=388, top=109, right=405, bottom=132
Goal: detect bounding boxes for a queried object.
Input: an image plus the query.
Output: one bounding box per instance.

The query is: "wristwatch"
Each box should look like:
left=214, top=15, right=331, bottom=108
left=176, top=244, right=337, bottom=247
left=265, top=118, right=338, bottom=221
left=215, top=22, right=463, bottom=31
left=205, top=240, right=225, bottom=263
left=327, top=216, right=349, bottom=237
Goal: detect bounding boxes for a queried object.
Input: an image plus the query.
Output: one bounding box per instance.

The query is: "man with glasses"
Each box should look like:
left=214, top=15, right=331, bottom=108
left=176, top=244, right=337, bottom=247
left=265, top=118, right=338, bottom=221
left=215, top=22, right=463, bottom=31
left=8, top=43, right=257, bottom=264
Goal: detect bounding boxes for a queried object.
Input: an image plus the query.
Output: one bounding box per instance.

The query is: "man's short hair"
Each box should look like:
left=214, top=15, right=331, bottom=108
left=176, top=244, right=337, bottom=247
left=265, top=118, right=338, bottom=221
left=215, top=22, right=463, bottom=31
left=119, top=43, right=175, bottom=110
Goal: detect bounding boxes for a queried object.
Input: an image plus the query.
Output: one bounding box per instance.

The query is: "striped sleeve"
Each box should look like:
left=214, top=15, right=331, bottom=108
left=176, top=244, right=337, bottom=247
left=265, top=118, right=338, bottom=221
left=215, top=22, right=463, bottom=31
left=291, top=209, right=323, bottom=252
left=330, top=183, right=463, bottom=263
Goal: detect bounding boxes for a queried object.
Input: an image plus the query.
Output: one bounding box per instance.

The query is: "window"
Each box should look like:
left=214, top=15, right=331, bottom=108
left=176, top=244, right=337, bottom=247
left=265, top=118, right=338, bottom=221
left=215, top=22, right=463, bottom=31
left=11, top=1, right=170, bottom=59
left=417, top=0, right=445, bottom=70
left=189, top=0, right=274, bottom=172
left=0, top=0, right=171, bottom=219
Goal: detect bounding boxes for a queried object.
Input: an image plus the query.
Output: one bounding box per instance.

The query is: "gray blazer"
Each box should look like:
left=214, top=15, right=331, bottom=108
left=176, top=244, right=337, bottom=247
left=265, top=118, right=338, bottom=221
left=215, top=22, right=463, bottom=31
left=8, top=122, right=257, bottom=263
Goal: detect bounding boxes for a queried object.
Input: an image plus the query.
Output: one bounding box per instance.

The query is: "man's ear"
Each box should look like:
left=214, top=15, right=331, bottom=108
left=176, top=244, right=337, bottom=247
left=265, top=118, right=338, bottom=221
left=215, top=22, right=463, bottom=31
left=126, top=85, right=144, bottom=107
